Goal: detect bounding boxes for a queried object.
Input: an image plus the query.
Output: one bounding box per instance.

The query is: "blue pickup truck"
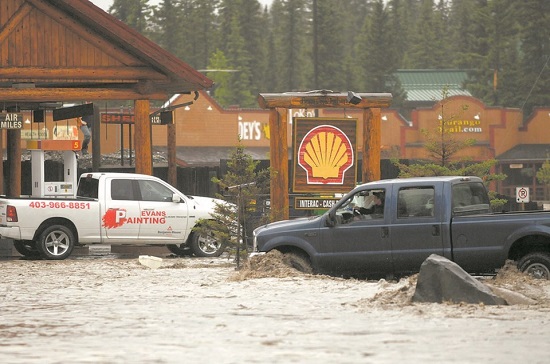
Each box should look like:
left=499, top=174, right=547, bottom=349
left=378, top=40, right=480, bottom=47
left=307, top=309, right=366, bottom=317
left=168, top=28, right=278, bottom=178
left=251, top=176, right=550, bottom=279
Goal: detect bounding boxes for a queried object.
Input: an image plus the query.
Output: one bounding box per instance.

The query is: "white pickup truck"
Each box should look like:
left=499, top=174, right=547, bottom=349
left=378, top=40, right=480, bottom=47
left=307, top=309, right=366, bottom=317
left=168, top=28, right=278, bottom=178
left=0, top=172, right=225, bottom=260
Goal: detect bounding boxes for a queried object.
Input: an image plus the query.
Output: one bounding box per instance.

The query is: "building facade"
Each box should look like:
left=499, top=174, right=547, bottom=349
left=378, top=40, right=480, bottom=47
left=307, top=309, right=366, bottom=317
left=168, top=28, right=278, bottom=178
left=10, top=91, right=550, bottom=205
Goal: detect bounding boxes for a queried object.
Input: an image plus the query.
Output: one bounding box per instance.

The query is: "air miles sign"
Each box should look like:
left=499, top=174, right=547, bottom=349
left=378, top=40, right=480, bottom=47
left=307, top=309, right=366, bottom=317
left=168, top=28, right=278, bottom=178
left=0, top=113, right=24, bottom=129
left=293, top=118, right=358, bottom=193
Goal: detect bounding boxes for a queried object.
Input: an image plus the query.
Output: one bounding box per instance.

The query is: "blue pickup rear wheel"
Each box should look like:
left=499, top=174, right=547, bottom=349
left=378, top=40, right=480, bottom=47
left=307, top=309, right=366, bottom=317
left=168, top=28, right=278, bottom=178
left=518, top=252, right=550, bottom=279
left=36, top=225, right=75, bottom=260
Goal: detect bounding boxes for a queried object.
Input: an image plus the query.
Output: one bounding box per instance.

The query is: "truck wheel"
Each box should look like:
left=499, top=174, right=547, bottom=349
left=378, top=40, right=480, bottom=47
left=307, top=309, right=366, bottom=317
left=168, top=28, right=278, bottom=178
left=36, top=225, right=75, bottom=260
left=189, top=229, right=225, bottom=257
left=282, top=252, right=313, bottom=274
left=166, top=244, right=193, bottom=256
left=518, top=252, right=550, bottom=279
left=13, top=240, right=40, bottom=258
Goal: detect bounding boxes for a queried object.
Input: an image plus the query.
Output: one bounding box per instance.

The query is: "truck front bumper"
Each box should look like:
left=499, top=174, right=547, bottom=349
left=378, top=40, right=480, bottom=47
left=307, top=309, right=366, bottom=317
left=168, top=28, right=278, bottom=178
left=249, top=252, right=266, bottom=258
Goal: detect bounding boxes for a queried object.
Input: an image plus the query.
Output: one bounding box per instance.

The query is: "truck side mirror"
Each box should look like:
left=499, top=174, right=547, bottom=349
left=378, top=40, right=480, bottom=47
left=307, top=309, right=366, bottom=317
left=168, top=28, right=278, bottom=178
left=172, top=194, right=182, bottom=203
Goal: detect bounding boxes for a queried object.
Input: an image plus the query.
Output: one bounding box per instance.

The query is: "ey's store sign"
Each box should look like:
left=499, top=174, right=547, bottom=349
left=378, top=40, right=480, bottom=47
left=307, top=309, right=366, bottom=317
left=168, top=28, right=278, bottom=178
left=293, top=118, right=357, bottom=193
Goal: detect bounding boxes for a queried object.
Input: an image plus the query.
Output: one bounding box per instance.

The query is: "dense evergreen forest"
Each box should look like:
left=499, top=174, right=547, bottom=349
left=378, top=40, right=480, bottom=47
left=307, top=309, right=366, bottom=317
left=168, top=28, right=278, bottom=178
left=109, top=0, right=549, bottom=118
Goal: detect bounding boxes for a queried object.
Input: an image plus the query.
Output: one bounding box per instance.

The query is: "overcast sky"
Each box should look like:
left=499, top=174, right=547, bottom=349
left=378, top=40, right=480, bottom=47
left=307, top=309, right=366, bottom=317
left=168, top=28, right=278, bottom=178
left=90, top=0, right=273, bottom=12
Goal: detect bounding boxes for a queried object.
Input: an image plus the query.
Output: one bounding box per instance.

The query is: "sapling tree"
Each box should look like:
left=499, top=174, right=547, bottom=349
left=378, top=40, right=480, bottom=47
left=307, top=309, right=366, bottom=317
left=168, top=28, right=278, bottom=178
left=194, top=142, right=270, bottom=260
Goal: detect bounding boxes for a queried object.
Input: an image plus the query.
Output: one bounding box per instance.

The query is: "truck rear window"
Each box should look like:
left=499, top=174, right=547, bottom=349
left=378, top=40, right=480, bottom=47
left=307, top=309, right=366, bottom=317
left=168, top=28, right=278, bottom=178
left=77, top=176, right=99, bottom=199
left=452, top=182, right=490, bottom=215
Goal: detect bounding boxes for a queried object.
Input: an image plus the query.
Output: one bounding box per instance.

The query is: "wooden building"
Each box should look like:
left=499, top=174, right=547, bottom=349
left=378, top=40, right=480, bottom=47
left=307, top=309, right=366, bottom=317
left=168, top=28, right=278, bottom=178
left=0, top=0, right=212, bottom=196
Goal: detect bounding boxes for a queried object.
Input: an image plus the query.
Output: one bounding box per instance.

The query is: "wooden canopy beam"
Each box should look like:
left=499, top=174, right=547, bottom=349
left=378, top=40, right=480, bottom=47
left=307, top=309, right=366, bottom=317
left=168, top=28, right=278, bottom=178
left=258, top=91, right=392, bottom=222
left=0, top=67, right=168, bottom=81
left=0, top=88, right=169, bottom=101
left=258, top=92, right=392, bottom=109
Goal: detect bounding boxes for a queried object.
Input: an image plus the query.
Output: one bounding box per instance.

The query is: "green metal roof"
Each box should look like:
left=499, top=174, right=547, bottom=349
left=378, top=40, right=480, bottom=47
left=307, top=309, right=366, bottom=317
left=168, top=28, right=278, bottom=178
left=396, top=69, right=472, bottom=102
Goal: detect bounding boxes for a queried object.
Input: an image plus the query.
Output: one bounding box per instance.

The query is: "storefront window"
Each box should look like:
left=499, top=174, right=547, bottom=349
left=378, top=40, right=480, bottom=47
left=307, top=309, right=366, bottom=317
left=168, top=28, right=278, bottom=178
left=500, top=162, right=546, bottom=202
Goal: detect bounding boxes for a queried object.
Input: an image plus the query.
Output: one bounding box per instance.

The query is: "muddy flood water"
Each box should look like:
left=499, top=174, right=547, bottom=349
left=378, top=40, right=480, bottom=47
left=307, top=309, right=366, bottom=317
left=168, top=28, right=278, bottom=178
left=1, top=247, right=549, bottom=364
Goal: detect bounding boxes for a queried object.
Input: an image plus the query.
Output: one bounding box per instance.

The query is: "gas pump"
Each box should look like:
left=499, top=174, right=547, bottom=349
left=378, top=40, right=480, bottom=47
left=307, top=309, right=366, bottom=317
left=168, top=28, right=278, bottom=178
left=27, top=140, right=81, bottom=198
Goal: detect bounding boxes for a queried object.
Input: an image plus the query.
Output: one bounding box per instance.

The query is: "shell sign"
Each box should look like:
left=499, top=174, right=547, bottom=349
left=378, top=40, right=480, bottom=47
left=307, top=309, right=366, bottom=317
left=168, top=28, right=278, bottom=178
left=293, top=118, right=358, bottom=193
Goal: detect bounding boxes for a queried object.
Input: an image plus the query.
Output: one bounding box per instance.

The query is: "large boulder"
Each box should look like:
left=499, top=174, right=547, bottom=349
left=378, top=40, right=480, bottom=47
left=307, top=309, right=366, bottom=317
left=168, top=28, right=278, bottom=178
left=412, top=254, right=507, bottom=305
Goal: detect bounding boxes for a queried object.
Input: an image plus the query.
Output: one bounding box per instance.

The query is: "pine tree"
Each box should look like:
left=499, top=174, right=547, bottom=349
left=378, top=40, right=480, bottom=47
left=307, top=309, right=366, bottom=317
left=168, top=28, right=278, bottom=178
left=205, top=50, right=233, bottom=106
left=236, top=0, right=267, bottom=97
left=216, top=0, right=260, bottom=107
left=355, top=0, right=405, bottom=104
left=151, top=0, right=183, bottom=55
left=311, top=0, right=346, bottom=91
left=357, top=0, right=390, bottom=91
left=109, top=0, right=153, bottom=35
left=195, top=143, right=270, bottom=260
left=183, top=0, right=220, bottom=69
left=387, top=0, right=408, bottom=69
left=226, top=15, right=256, bottom=107
left=406, top=0, right=446, bottom=68
left=516, top=0, right=550, bottom=118
left=339, top=0, right=370, bottom=91
left=271, top=0, right=311, bottom=91
left=263, top=8, right=278, bottom=92
left=460, top=0, right=519, bottom=107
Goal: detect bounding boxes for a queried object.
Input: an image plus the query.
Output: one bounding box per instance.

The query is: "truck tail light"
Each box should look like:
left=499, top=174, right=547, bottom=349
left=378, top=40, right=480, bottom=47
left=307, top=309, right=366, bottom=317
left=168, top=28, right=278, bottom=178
left=6, top=205, right=18, bottom=222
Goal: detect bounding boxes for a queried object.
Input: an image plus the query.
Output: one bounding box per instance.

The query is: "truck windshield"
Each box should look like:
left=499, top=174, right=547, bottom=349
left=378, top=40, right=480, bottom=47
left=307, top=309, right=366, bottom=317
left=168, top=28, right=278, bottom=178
left=77, top=176, right=99, bottom=199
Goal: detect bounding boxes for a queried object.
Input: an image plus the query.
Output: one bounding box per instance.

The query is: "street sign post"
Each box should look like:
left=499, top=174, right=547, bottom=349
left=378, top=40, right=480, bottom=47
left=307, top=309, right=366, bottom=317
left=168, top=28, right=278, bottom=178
left=516, top=186, right=529, bottom=203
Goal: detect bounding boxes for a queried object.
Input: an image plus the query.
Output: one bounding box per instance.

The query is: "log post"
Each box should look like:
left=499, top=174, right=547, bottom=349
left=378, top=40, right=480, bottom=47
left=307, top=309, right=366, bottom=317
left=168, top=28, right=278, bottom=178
left=363, top=107, right=381, bottom=183
left=269, top=108, right=289, bottom=221
left=134, top=99, right=152, bottom=175
left=167, top=117, right=177, bottom=186
left=0, top=130, right=3, bottom=195
left=92, top=104, right=101, bottom=171
left=6, top=129, right=21, bottom=197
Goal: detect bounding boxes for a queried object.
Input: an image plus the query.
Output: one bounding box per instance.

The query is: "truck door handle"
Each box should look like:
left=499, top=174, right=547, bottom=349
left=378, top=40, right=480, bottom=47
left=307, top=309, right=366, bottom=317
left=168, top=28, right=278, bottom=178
left=381, top=227, right=389, bottom=238
left=432, top=225, right=440, bottom=236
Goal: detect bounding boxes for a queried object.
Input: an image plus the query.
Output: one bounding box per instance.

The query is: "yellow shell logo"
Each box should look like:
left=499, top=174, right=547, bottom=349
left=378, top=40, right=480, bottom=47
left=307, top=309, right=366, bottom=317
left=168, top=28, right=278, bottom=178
left=298, top=125, right=353, bottom=184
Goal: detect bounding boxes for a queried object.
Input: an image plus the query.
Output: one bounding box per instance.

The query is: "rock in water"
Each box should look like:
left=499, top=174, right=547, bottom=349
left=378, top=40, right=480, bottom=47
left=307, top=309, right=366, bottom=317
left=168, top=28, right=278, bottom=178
left=412, top=254, right=506, bottom=305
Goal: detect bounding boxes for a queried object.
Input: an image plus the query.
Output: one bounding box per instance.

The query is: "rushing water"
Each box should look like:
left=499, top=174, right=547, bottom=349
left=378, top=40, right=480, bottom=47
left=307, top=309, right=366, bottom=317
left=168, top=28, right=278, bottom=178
left=1, top=248, right=548, bottom=364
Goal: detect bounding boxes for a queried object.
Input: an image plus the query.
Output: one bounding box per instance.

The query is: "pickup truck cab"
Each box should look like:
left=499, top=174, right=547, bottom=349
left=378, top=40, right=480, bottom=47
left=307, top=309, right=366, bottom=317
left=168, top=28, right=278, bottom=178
left=252, top=176, right=550, bottom=279
left=0, top=172, right=225, bottom=260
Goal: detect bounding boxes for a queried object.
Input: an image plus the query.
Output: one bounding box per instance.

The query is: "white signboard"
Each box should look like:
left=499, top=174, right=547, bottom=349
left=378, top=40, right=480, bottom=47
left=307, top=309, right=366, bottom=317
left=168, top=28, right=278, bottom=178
left=516, top=187, right=529, bottom=203
left=53, top=125, right=79, bottom=140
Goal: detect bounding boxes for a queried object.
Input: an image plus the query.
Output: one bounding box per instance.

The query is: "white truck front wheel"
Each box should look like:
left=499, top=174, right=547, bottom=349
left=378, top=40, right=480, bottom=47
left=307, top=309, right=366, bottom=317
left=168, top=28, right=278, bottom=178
left=190, top=230, right=225, bottom=257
